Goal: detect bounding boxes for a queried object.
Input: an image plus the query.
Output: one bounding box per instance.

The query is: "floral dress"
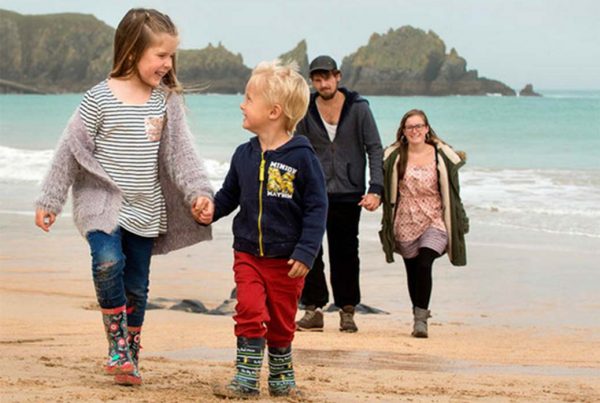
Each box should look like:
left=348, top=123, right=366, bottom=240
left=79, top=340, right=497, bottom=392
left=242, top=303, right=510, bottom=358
left=393, top=160, right=448, bottom=258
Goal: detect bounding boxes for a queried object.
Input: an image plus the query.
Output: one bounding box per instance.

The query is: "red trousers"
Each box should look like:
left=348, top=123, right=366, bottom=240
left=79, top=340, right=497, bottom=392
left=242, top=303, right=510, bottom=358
left=233, top=251, right=305, bottom=348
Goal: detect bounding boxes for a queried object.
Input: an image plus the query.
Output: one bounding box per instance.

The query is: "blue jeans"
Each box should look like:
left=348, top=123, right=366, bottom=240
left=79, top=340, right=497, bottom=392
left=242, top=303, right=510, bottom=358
left=86, top=227, right=154, bottom=327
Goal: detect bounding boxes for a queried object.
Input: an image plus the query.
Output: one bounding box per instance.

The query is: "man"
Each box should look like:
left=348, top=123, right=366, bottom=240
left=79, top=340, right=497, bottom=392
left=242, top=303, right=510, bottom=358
left=295, top=55, right=383, bottom=333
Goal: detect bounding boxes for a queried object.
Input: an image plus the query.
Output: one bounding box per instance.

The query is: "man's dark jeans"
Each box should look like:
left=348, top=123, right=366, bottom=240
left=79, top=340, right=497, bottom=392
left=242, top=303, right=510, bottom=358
left=300, top=201, right=361, bottom=309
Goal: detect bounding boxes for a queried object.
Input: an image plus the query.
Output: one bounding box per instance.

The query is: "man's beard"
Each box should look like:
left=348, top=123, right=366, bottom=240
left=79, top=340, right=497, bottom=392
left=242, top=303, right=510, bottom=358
left=318, top=89, right=337, bottom=100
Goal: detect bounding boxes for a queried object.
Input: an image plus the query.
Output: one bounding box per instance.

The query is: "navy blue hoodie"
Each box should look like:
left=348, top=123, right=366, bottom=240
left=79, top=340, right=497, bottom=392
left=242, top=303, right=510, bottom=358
left=213, top=135, right=328, bottom=269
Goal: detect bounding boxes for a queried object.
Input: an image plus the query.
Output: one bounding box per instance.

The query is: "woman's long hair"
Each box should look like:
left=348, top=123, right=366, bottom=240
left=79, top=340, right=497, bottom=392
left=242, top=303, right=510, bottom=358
left=110, top=8, right=182, bottom=93
left=395, top=109, right=441, bottom=180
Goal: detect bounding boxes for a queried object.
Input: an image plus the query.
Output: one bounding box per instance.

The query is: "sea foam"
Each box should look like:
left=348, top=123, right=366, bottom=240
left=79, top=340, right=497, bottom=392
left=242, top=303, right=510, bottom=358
left=461, top=168, right=600, bottom=238
left=1, top=144, right=598, bottom=237
left=0, top=145, right=229, bottom=185
left=0, top=145, right=54, bottom=182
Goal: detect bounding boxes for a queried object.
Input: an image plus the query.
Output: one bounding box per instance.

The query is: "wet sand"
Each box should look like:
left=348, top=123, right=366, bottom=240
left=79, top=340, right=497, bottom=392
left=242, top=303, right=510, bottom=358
left=1, top=208, right=599, bottom=402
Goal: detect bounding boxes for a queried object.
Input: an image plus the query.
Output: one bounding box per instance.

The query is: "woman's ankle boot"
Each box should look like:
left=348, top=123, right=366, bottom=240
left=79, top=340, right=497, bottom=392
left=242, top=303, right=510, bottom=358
left=412, top=307, right=431, bottom=338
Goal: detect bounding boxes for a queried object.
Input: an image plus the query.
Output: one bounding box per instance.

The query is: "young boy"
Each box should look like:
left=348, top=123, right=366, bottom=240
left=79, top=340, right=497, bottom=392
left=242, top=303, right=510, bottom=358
left=193, top=60, right=327, bottom=398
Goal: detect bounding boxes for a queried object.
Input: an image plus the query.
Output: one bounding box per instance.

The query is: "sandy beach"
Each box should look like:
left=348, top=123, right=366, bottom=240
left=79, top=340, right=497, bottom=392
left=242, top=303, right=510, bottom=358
left=1, top=194, right=599, bottom=402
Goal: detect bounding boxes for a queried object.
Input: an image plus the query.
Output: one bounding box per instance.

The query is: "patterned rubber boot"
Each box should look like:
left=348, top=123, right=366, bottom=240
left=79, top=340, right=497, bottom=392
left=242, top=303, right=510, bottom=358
left=412, top=307, right=431, bottom=338
left=101, top=305, right=134, bottom=375
left=115, top=327, right=142, bottom=386
left=213, top=337, right=264, bottom=399
left=268, top=345, right=302, bottom=397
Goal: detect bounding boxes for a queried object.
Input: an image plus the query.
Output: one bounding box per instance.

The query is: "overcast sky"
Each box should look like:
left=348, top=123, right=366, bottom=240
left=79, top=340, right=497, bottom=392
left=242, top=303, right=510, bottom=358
left=1, top=0, right=599, bottom=90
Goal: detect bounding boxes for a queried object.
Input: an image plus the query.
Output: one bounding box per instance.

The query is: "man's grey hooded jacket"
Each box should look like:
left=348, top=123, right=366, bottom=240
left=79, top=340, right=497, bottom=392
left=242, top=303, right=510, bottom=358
left=295, top=87, right=383, bottom=203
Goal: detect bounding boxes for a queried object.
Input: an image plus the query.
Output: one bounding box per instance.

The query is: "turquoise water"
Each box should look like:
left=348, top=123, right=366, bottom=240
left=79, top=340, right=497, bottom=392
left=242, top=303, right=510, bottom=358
left=1, top=91, right=599, bottom=237
left=1, top=91, right=599, bottom=169
left=369, top=92, right=600, bottom=170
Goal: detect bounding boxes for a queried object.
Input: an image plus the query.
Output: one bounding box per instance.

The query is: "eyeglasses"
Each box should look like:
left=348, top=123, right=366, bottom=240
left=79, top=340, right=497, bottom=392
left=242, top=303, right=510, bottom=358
left=404, top=124, right=427, bottom=131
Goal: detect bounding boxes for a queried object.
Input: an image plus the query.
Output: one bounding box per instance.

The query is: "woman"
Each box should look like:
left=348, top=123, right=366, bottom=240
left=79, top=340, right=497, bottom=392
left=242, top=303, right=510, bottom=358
left=379, top=109, right=468, bottom=338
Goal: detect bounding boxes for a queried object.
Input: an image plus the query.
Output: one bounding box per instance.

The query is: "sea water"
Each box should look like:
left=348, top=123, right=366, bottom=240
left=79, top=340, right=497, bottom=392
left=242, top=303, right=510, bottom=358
left=1, top=91, right=599, bottom=238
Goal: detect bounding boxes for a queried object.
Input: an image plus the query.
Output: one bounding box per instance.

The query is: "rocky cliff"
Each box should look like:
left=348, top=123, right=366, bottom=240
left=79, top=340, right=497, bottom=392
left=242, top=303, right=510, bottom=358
left=0, top=9, right=113, bottom=93
left=0, top=10, right=518, bottom=96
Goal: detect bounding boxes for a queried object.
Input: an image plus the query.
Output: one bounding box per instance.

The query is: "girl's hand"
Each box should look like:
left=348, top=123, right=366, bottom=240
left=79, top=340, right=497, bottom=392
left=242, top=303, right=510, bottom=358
left=35, top=208, right=56, bottom=232
left=287, top=259, right=309, bottom=278
left=191, top=196, right=214, bottom=225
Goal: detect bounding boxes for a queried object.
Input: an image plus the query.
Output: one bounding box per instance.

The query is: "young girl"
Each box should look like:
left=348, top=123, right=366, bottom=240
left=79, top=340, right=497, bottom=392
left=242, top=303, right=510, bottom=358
left=379, top=109, right=468, bottom=338
left=34, top=8, right=213, bottom=386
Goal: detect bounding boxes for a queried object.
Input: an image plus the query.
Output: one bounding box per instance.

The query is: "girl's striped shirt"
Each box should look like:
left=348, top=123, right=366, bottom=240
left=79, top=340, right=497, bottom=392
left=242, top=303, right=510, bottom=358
left=79, top=79, right=167, bottom=238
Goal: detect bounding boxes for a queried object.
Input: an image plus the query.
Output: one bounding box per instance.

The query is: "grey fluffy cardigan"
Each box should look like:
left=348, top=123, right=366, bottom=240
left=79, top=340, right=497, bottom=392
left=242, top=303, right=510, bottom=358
left=35, top=93, right=213, bottom=254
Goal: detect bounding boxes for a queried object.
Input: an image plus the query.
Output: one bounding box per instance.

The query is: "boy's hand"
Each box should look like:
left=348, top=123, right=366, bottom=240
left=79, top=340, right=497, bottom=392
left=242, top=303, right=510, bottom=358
left=35, top=208, right=56, bottom=232
left=358, top=193, right=381, bottom=211
left=191, top=196, right=214, bottom=225
left=287, top=259, right=309, bottom=278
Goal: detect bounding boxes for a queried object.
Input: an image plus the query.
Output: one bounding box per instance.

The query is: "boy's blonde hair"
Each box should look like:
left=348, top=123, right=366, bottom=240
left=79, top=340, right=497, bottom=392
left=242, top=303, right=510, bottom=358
left=248, top=60, right=310, bottom=134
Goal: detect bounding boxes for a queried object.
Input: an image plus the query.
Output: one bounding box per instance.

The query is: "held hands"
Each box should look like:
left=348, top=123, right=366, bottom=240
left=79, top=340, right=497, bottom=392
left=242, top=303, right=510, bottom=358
left=287, top=259, right=309, bottom=278
left=35, top=208, right=56, bottom=232
left=358, top=193, right=381, bottom=212
left=191, top=196, right=214, bottom=225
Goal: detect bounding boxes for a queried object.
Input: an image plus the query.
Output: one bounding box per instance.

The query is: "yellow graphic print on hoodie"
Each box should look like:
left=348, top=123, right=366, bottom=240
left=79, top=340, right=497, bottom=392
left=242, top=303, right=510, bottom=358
left=267, top=161, right=297, bottom=199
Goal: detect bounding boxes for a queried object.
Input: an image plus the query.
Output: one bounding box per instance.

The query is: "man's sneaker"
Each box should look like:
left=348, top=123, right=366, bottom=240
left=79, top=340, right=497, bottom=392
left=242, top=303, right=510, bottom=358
left=296, top=305, right=324, bottom=332
left=339, top=305, right=358, bottom=333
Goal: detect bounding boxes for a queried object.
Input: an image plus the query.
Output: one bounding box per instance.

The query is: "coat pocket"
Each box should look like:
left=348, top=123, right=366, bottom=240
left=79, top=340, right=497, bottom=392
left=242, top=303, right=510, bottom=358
left=72, top=180, right=109, bottom=219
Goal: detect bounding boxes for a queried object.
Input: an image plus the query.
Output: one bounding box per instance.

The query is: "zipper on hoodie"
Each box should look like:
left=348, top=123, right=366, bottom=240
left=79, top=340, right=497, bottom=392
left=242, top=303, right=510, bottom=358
left=257, top=152, right=266, bottom=256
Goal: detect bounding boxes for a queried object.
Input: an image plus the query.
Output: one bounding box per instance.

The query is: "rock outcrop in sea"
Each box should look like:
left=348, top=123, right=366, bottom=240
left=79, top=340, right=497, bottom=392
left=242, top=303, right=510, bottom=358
left=341, top=26, right=516, bottom=96
left=519, top=84, right=542, bottom=96
left=177, top=43, right=250, bottom=94
left=278, top=40, right=310, bottom=78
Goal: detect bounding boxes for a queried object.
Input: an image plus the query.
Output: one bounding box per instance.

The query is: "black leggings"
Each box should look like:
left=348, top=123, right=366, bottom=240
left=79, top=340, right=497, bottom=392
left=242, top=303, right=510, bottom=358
left=402, top=248, right=440, bottom=310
